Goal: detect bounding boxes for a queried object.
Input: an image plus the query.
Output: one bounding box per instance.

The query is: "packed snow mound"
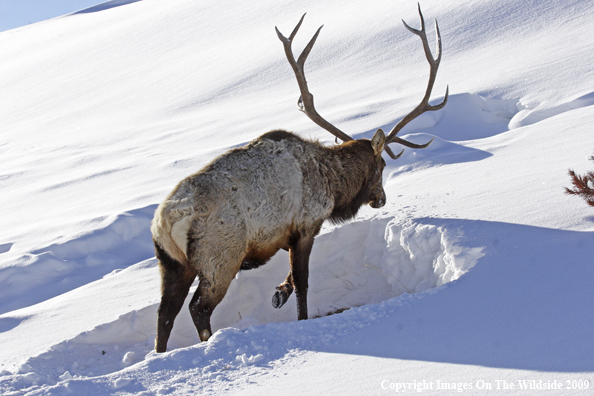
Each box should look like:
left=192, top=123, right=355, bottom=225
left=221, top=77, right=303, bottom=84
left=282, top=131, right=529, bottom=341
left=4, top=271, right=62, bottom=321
left=381, top=220, right=484, bottom=294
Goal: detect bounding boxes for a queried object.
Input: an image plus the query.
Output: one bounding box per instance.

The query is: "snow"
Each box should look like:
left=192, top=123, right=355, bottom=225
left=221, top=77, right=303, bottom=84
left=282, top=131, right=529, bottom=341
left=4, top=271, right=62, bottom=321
left=1, top=0, right=594, bottom=394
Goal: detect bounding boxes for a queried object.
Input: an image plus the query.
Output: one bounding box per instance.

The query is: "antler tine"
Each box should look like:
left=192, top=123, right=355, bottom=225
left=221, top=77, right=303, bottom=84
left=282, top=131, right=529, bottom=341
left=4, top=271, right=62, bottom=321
left=384, top=4, right=449, bottom=159
left=384, top=144, right=405, bottom=160
left=276, top=15, right=354, bottom=143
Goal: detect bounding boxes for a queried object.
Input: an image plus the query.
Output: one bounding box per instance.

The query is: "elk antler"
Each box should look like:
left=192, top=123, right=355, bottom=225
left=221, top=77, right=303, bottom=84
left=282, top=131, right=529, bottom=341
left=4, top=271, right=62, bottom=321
left=276, top=5, right=448, bottom=159
left=384, top=4, right=449, bottom=159
left=275, top=14, right=354, bottom=144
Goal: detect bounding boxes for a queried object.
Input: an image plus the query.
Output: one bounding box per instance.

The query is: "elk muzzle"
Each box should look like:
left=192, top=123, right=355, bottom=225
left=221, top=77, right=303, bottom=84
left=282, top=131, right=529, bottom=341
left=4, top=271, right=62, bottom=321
left=369, top=188, right=386, bottom=208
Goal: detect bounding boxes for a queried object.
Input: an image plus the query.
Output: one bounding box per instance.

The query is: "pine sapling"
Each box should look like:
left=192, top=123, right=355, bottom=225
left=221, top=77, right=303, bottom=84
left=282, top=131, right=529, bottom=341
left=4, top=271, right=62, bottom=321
left=565, top=155, right=594, bottom=207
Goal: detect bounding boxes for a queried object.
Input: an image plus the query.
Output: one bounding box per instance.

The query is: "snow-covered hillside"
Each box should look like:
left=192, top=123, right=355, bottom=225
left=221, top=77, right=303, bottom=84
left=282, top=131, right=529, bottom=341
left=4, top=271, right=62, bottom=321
left=1, top=0, right=594, bottom=394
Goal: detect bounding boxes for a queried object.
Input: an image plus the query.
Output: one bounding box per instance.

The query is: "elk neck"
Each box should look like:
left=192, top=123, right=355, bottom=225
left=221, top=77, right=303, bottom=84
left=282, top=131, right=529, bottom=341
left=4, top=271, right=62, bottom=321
left=322, top=139, right=377, bottom=223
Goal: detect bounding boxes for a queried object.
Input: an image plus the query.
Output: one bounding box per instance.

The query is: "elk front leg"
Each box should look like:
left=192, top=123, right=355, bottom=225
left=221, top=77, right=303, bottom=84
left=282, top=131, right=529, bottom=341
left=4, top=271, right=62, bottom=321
left=272, top=272, right=294, bottom=309
left=289, top=233, right=315, bottom=320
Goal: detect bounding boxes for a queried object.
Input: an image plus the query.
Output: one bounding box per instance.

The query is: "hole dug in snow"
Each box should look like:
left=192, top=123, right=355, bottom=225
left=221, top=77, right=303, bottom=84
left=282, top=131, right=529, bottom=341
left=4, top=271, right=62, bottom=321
left=208, top=217, right=485, bottom=331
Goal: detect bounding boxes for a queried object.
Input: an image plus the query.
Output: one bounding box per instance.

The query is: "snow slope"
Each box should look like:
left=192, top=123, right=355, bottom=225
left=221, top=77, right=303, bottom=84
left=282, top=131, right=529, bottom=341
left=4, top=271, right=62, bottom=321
left=1, top=0, right=594, bottom=394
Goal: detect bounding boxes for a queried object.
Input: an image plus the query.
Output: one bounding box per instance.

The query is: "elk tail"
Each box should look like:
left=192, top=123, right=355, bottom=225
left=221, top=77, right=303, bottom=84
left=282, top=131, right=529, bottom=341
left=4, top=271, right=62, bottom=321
left=151, top=199, right=194, bottom=265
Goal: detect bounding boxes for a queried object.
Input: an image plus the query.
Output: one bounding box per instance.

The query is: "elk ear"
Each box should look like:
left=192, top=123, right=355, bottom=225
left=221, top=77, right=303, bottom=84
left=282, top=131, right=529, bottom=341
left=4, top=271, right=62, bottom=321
left=371, top=128, right=386, bottom=157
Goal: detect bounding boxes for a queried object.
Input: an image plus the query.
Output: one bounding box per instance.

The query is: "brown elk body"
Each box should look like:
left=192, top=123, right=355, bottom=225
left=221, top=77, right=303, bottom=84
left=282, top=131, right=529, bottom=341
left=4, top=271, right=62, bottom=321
left=152, top=5, right=447, bottom=352
left=152, top=130, right=386, bottom=352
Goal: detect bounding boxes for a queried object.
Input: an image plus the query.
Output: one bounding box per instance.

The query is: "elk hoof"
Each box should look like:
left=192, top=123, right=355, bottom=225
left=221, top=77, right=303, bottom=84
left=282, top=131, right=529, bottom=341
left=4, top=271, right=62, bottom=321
left=272, top=289, right=289, bottom=309
left=199, top=329, right=211, bottom=342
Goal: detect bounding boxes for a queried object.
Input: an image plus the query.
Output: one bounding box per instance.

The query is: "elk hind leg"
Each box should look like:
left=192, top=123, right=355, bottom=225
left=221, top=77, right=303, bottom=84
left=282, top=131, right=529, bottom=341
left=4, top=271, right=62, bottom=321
left=155, top=243, right=197, bottom=353
left=188, top=266, right=237, bottom=342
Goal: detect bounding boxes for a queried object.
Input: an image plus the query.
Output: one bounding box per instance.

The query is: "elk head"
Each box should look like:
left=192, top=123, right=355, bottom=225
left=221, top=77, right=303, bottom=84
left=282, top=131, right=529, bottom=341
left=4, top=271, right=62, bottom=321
left=276, top=3, right=448, bottom=162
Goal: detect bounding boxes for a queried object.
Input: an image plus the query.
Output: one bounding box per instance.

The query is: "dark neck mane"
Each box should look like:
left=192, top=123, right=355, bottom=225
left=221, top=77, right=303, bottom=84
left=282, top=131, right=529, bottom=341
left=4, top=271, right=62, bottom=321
left=323, top=140, right=375, bottom=224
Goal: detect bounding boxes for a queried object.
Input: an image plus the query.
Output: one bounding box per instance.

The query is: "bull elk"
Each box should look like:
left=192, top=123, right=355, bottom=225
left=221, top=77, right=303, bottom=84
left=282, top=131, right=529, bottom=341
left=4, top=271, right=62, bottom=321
left=151, top=5, right=447, bottom=352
